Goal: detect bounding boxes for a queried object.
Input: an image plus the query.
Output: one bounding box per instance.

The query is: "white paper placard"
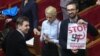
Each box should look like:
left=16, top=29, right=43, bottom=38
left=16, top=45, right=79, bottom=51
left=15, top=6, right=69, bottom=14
left=67, top=23, right=87, bottom=49
left=26, top=37, right=34, bottom=46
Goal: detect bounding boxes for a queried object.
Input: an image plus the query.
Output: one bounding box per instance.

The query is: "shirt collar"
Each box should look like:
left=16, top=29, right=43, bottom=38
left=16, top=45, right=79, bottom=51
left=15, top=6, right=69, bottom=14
left=70, top=16, right=78, bottom=23
left=47, top=19, right=59, bottom=25
left=17, top=29, right=25, bottom=37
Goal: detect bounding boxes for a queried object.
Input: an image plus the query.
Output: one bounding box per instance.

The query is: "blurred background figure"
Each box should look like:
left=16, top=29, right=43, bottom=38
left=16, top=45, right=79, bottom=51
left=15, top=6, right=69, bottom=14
left=19, top=0, right=40, bottom=39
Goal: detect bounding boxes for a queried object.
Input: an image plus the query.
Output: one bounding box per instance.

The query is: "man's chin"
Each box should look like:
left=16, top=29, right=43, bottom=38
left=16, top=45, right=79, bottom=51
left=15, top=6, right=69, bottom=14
left=24, top=31, right=28, bottom=34
left=69, top=15, right=75, bottom=19
left=70, top=16, right=74, bottom=19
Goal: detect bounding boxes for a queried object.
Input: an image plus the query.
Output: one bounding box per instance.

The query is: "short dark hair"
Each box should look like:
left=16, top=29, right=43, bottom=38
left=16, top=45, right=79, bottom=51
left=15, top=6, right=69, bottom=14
left=16, top=16, right=29, bottom=25
left=66, top=1, right=79, bottom=9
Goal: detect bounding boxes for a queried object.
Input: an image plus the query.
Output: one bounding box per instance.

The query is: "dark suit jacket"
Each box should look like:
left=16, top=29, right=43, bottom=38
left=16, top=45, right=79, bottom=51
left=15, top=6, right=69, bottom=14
left=59, top=16, right=99, bottom=56
left=20, top=0, right=38, bottom=29
left=4, top=29, right=31, bottom=56
left=59, top=16, right=99, bottom=49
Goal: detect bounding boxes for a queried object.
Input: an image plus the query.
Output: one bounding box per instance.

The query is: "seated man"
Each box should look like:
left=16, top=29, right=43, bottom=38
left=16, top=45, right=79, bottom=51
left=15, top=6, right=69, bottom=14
left=3, top=16, right=32, bottom=56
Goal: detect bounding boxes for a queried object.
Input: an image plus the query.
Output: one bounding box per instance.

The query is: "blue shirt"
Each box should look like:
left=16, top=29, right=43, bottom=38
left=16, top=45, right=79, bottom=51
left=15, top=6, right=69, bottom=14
left=40, top=19, right=61, bottom=44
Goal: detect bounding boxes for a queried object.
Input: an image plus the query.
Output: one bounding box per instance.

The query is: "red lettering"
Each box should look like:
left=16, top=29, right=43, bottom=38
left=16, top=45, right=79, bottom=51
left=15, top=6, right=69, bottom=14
left=77, top=26, right=83, bottom=32
left=68, top=24, right=87, bottom=33
left=72, top=26, right=77, bottom=32
left=68, top=27, right=72, bottom=33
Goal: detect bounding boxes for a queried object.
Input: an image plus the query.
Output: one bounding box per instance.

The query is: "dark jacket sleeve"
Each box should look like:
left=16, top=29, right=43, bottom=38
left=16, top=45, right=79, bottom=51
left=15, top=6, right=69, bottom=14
left=16, top=37, right=31, bottom=56
left=31, top=2, right=38, bottom=28
left=87, top=23, right=99, bottom=37
left=59, top=20, right=67, bottom=49
left=81, top=18, right=99, bottom=38
left=12, top=32, right=31, bottom=56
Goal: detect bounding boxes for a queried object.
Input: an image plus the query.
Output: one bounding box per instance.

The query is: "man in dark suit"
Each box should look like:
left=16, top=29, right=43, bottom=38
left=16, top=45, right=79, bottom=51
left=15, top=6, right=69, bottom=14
left=4, top=16, right=32, bottom=56
left=59, top=2, right=100, bottom=56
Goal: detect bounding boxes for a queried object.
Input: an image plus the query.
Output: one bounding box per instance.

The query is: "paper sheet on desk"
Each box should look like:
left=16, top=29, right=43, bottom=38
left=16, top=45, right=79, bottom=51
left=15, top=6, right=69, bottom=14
left=26, top=38, right=34, bottom=46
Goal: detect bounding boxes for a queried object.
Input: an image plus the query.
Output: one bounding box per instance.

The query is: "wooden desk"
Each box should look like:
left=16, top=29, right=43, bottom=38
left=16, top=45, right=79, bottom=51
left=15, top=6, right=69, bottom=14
left=27, top=45, right=36, bottom=56
left=27, top=36, right=41, bottom=56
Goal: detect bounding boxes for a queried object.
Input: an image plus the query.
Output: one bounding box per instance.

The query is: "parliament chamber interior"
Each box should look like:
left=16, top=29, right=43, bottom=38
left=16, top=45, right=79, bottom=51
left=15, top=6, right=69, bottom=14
left=0, top=0, right=100, bottom=56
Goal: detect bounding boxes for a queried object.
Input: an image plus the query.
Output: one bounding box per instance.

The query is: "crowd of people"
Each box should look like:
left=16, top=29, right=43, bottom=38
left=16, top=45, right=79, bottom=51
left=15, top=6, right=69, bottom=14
left=0, top=0, right=100, bottom=56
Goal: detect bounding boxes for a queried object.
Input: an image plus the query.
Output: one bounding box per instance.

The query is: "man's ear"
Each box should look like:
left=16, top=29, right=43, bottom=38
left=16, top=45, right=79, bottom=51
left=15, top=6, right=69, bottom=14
left=77, top=9, right=79, bottom=13
left=17, top=24, right=21, bottom=29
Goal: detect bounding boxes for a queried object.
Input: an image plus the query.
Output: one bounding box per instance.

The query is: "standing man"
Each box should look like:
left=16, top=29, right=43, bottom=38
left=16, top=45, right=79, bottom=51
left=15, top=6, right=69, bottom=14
left=59, top=2, right=99, bottom=56
left=4, top=16, right=32, bottom=56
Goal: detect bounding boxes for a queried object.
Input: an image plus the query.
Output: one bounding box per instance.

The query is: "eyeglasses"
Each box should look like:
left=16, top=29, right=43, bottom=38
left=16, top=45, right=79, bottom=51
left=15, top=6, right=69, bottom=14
left=67, top=9, right=77, bottom=11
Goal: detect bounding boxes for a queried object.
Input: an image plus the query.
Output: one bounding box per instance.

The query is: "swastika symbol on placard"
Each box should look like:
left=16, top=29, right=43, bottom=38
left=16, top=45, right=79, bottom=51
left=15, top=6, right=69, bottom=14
left=71, top=32, right=85, bottom=42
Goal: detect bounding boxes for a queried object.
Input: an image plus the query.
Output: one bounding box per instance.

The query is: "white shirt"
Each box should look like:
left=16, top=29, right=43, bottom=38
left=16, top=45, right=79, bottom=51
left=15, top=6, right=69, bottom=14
left=40, top=19, right=61, bottom=44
